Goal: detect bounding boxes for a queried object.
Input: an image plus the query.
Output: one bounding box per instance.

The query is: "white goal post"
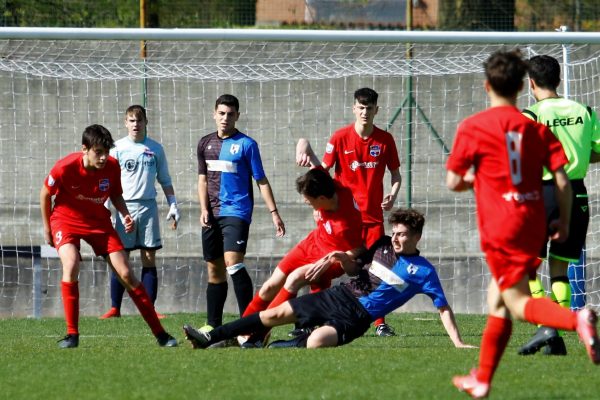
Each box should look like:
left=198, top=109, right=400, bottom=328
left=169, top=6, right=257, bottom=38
left=1, top=28, right=600, bottom=318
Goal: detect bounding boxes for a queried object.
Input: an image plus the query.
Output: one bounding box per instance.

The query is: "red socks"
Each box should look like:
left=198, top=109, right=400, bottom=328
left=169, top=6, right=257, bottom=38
left=374, top=317, right=386, bottom=326
left=524, top=297, right=577, bottom=331
left=267, top=288, right=296, bottom=310
left=477, top=316, right=512, bottom=384
left=61, top=281, right=79, bottom=335
left=128, top=284, right=164, bottom=336
left=242, top=292, right=271, bottom=317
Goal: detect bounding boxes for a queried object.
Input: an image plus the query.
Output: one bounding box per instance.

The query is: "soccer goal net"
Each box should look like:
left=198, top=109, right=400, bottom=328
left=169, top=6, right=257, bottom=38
left=1, top=29, right=600, bottom=318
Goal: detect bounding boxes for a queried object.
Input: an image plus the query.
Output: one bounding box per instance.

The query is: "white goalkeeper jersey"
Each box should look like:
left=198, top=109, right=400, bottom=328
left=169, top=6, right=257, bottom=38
left=110, top=135, right=173, bottom=201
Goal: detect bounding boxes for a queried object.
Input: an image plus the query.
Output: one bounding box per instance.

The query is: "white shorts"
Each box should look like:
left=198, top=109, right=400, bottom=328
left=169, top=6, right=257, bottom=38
left=115, top=200, right=162, bottom=251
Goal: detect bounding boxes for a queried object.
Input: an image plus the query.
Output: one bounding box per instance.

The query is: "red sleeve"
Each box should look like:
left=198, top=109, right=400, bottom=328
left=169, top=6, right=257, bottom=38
left=44, top=162, right=63, bottom=196
left=322, top=130, right=340, bottom=168
left=385, top=134, right=401, bottom=170
left=446, top=122, right=474, bottom=175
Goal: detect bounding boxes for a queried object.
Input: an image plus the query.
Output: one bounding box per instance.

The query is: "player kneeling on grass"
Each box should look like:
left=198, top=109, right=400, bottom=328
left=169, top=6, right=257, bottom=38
left=40, top=124, right=177, bottom=349
left=183, top=208, right=475, bottom=350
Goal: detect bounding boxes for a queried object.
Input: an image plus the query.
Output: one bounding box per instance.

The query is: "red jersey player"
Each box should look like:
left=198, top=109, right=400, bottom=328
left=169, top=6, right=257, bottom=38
left=447, top=50, right=599, bottom=399
left=297, top=87, right=401, bottom=336
left=238, top=167, right=364, bottom=347
left=40, top=124, right=177, bottom=349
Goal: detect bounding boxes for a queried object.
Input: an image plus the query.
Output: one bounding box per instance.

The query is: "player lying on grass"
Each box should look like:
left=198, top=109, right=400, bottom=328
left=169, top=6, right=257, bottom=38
left=183, top=208, right=475, bottom=349
left=40, top=124, right=177, bottom=349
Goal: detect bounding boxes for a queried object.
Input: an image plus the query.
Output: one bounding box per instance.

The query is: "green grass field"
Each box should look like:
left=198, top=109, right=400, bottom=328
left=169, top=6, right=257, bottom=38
left=1, top=312, right=597, bottom=399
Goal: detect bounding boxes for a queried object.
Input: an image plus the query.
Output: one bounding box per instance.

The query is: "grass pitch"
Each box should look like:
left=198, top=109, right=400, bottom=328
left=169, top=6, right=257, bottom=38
left=0, top=312, right=597, bottom=399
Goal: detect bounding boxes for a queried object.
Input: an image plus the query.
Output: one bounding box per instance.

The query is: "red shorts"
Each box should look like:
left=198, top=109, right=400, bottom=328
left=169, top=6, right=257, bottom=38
left=485, top=247, right=541, bottom=291
left=50, top=216, right=124, bottom=256
left=362, top=222, right=385, bottom=249
left=278, top=236, right=345, bottom=289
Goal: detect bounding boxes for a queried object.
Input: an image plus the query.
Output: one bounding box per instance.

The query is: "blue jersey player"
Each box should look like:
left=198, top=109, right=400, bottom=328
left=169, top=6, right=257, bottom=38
left=197, top=94, right=285, bottom=329
left=183, top=208, right=473, bottom=349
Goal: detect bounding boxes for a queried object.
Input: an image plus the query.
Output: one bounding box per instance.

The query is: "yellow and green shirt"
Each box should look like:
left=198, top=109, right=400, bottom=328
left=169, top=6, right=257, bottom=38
left=523, top=97, right=600, bottom=180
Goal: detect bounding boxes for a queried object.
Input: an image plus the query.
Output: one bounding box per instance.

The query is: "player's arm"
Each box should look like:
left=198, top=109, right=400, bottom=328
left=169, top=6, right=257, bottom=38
left=304, top=246, right=366, bottom=281
left=437, top=305, right=476, bottom=349
left=256, top=177, right=285, bottom=237
left=198, top=174, right=211, bottom=228
left=446, top=168, right=474, bottom=192
left=548, top=166, right=572, bottom=242
left=296, top=138, right=323, bottom=169
left=40, top=185, right=54, bottom=247
left=382, top=168, right=402, bottom=210
left=110, top=194, right=135, bottom=234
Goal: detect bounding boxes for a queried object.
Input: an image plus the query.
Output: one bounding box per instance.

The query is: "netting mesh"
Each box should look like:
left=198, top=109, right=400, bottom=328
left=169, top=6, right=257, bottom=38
left=1, top=38, right=600, bottom=318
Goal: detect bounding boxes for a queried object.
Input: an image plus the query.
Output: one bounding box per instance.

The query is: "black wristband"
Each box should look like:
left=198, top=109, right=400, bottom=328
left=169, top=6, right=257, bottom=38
left=270, top=209, right=278, bottom=213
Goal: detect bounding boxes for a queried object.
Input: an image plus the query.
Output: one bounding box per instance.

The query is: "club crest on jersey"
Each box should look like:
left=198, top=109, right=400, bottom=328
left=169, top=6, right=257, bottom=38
left=325, top=143, right=334, bottom=154
left=47, top=174, right=55, bottom=186
left=99, top=178, right=110, bottom=191
left=230, top=144, right=240, bottom=155
left=369, top=145, right=381, bottom=157
left=407, top=264, right=419, bottom=275
left=324, top=220, right=332, bottom=235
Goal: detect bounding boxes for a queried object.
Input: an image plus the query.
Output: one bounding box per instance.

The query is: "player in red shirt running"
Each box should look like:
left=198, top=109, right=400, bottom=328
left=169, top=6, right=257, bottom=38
left=447, top=50, right=599, bottom=399
left=40, top=124, right=177, bottom=349
left=296, top=88, right=401, bottom=336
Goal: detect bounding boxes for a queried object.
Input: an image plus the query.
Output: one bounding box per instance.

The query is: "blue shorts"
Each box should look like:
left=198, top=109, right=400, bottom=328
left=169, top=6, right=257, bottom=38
left=202, top=216, right=250, bottom=261
left=115, top=200, right=162, bottom=251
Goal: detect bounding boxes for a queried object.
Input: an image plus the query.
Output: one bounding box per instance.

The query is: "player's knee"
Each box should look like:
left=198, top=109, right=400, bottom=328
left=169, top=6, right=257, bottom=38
left=306, top=327, right=338, bottom=349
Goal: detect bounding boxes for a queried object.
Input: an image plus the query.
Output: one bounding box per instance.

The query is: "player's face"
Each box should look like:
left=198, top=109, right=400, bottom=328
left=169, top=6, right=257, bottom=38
left=125, top=113, right=147, bottom=142
left=391, top=223, right=420, bottom=255
left=214, top=104, right=240, bottom=136
left=302, top=194, right=325, bottom=211
left=82, top=144, right=110, bottom=170
left=352, top=101, right=378, bottom=126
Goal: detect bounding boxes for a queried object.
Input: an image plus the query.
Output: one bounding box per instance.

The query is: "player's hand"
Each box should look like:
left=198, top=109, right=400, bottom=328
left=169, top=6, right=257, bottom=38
left=272, top=211, right=285, bottom=237
left=296, top=138, right=318, bottom=167
left=43, top=230, right=54, bottom=247
left=455, top=342, right=478, bottom=349
left=166, top=203, right=181, bottom=230
left=123, top=215, right=135, bottom=233
left=200, top=210, right=211, bottom=228
left=305, top=254, right=333, bottom=282
left=548, top=219, right=569, bottom=243
left=381, top=194, right=396, bottom=211
left=463, top=169, right=475, bottom=188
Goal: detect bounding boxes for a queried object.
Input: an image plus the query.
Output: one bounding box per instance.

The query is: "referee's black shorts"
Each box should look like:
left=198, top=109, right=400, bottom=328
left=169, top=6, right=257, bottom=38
left=288, top=285, right=372, bottom=346
left=541, top=179, right=589, bottom=262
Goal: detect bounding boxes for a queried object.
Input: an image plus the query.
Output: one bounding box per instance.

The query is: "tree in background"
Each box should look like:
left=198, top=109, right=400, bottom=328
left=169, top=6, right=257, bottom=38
left=439, top=0, right=515, bottom=31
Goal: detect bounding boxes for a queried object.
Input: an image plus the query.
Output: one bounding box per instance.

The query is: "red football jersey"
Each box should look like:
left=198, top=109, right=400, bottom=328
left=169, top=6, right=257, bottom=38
left=447, top=106, right=567, bottom=255
left=309, top=181, right=363, bottom=253
left=44, top=152, right=122, bottom=227
left=322, top=124, right=400, bottom=224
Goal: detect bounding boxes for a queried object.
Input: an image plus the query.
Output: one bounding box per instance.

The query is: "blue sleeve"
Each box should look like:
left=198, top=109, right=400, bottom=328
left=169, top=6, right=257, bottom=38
left=246, top=139, right=266, bottom=181
left=154, top=142, right=173, bottom=188
left=422, top=269, right=449, bottom=308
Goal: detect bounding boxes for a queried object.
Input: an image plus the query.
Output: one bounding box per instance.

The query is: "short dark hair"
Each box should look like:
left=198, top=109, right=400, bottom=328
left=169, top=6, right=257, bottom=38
left=354, top=87, right=378, bottom=105
left=125, top=104, right=147, bottom=121
left=483, top=49, right=528, bottom=98
left=388, top=208, right=425, bottom=235
left=215, top=94, right=240, bottom=112
left=82, top=124, right=114, bottom=150
left=295, top=168, right=336, bottom=199
left=528, top=55, right=561, bottom=90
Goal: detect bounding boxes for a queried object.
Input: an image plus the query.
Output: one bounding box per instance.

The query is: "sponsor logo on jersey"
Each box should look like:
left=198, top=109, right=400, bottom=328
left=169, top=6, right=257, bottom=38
left=230, top=144, right=240, bottom=155
left=76, top=194, right=107, bottom=204
left=324, top=220, right=332, bottom=235
left=369, top=145, right=381, bottom=157
left=207, top=160, right=237, bottom=173
left=501, top=190, right=540, bottom=203
left=325, top=143, right=334, bottom=154
left=47, top=174, right=55, bottom=186
left=545, top=116, right=584, bottom=128
left=99, top=178, right=110, bottom=192
left=125, top=158, right=155, bottom=171
left=350, top=160, right=379, bottom=171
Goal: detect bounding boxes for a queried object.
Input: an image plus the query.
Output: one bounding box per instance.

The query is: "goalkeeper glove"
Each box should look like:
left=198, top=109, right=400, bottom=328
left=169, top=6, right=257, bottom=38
left=166, top=203, right=181, bottom=223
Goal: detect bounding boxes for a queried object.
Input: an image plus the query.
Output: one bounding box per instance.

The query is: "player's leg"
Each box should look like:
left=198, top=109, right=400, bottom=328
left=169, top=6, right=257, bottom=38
left=268, top=265, right=310, bottom=310
left=57, top=242, right=82, bottom=349
left=221, top=217, right=253, bottom=316
left=202, top=220, right=228, bottom=328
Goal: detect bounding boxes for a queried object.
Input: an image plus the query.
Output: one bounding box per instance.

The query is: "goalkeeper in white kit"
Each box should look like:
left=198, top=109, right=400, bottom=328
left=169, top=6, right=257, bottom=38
left=100, top=105, right=180, bottom=319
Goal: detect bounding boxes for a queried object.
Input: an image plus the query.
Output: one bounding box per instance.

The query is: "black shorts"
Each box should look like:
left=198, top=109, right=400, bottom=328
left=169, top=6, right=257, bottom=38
left=202, top=216, right=250, bottom=261
left=288, top=286, right=372, bottom=346
left=541, top=179, right=589, bottom=262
